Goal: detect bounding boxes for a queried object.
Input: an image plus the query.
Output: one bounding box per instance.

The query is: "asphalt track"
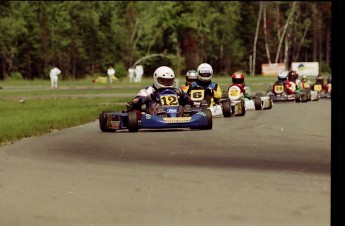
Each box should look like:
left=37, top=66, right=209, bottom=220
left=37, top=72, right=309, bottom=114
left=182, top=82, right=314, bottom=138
left=0, top=99, right=331, bottom=226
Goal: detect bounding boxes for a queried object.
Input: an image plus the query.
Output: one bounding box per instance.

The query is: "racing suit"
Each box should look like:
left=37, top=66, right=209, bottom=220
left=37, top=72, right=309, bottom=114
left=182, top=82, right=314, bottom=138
left=187, top=80, right=222, bottom=105
left=284, top=80, right=302, bottom=95
left=126, top=85, right=192, bottom=117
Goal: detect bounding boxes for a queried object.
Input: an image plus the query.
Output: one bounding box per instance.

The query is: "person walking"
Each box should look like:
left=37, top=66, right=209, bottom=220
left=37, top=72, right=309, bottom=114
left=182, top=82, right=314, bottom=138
left=50, top=65, right=61, bottom=88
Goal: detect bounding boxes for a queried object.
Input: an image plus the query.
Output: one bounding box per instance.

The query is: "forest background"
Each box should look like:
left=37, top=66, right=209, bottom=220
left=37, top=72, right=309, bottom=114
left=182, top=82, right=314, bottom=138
left=0, top=1, right=332, bottom=81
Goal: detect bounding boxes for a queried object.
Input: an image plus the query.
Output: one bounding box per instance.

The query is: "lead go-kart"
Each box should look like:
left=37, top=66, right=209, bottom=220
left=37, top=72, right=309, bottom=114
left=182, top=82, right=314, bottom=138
left=99, top=88, right=212, bottom=132
left=225, top=85, right=273, bottom=111
left=266, top=81, right=310, bottom=103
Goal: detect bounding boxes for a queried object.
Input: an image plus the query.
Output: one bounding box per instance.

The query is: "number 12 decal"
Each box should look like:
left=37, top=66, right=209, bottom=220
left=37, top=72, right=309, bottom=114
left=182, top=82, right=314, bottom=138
left=160, top=94, right=178, bottom=106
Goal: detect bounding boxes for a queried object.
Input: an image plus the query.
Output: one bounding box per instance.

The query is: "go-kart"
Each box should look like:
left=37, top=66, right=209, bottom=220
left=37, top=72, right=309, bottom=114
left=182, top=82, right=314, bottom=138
left=266, top=82, right=308, bottom=103
left=221, top=86, right=247, bottom=116
left=225, top=86, right=272, bottom=111
left=99, top=88, right=212, bottom=132
left=189, top=87, right=232, bottom=117
left=300, top=82, right=319, bottom=101
left=312, top=83, right=331, bottom=99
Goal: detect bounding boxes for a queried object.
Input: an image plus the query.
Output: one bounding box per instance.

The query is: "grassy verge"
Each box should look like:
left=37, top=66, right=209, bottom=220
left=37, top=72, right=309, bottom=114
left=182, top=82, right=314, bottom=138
left=0, top=75, right=276, bottom=146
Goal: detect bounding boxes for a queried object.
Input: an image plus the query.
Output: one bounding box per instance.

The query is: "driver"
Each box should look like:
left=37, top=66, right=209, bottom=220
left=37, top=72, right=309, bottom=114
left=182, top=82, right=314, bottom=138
left=227, top=72, right=252, bottom=99
left=187, top=63, right=222, bottom=105
left=125, top=66, right=191, bottom=115
left=312, top=75, right=329, bottom=93
left=286, top=70, right=302, bottom=95
left=300, top=75, right=312, bottom=89
left=180, top=70, right=198, bottom=93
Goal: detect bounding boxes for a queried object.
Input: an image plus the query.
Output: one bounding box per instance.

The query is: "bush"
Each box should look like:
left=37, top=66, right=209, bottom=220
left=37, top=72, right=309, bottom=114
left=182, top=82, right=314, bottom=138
left=9, top=71, right=23, bottom=80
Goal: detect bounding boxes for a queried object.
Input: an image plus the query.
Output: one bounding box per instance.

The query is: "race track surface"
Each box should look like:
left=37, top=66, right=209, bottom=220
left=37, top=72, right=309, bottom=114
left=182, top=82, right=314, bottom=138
left=0, top=100, right=331, bottom=226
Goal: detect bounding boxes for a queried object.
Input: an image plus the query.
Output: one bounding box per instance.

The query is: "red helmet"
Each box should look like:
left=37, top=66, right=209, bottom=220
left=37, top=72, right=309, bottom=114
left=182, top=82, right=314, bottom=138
left=232, top=72, right=244, bottom=84
left=288, top=71, right=298, bottom=81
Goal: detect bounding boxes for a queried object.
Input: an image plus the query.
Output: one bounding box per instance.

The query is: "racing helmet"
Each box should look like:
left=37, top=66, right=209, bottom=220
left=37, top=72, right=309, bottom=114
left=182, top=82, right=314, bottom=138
left=231, top=72, right=245, bottom=85
left=185, top=70, right=198, bottom=84
left=301, top=75, right=307, bottom=82
left=278, top=71, right=288, bottom=82
left=197, top=63, right=213, bottom=82
left=327, top=75, right=332, bottom=84
left=153, top=66, right=175, bottom=89
left=316, top=75, right=324, bottom=83
left=288, top=70, right=298, bottom=82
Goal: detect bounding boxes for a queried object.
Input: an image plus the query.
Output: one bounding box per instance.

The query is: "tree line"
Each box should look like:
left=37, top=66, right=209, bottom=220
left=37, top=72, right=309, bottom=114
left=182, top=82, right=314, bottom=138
left=0, top=1, right=331, bottom=80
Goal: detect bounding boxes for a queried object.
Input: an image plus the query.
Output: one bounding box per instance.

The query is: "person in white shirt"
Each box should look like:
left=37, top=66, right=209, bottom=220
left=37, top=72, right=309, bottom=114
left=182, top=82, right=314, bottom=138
left=107, top=66, right=116, bottom=84
left=134, top=64, right=144, bottom=83
left=50, top=66, right=61, bottom=88
left=128, top=67, right=135, bottom=83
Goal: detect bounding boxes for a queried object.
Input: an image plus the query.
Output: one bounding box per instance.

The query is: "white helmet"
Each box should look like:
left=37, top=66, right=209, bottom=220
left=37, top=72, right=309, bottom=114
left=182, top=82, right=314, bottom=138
left=197, top=63, right=213, bottom=82
left=278, top=71, right=288, bottom=82
left=185, top=70, right=198, bottom=83
left=153, top=66, right=175, bottom=89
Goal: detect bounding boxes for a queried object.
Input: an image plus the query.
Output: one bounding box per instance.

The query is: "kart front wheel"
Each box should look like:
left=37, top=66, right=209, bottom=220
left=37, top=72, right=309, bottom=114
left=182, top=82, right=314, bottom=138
left=222, top=99, right=231, bottom=117
left=99, top=111, right=116, bottom=132
left=128, top=111, right=139, bottom=132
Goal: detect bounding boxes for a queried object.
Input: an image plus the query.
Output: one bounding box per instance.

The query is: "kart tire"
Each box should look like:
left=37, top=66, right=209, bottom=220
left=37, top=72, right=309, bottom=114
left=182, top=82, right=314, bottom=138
left=202, top=109, right=212, bottom=130
left=301, top=93, right=308, bottom=102
left=254, top=98, right=262, bottom=110
left=99, top=111, right=116, bottom=132
left=295, top=93, right=301, bottom=103
left=239, top=99, right=246, bottom=116
left=128, top=111, right=139, bottom=132
left=222, top=99, right=231, bottom=117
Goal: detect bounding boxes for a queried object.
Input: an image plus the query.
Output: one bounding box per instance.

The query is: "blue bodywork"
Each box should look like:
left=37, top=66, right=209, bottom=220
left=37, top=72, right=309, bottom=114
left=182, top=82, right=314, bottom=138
left=99, top=88, right=211, bottom=131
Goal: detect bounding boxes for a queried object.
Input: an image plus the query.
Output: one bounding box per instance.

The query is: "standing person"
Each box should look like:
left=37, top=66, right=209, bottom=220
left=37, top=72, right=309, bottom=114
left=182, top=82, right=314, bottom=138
left=187, top=63, right=222, bottom=106
left=128, top=67, right=135, bottom=83
left=135, top=64, right=144, bottom=83
left=50, top=65, right=61, bottom=88
left=107, top=65, right=116, bottom=84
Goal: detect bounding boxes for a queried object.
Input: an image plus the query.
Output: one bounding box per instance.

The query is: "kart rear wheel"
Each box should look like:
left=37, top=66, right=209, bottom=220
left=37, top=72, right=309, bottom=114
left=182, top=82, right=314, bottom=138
left=239, top=99, right=246, bottom=116
left=99, top=111, right=116, bottom=132
left=202, top=109, right=213, bottom=130
left=128, top=111, right=139, bottom=132
left=295, top=93, right=301, bottom=103
left=254, top=98, right=262, bottom=110
left=222, top=99, right=231, bottom=117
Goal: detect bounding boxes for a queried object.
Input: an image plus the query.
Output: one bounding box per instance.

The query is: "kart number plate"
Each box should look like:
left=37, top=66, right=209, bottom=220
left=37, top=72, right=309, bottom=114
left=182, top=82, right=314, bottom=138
left=190, top=90, right=205, bottom=101
left=163, top=117, right=191, bottom=123
left=274, top=85, right=284, bottom=93
left=228, top=86, right=242, bottom=98
left=160, top=94, right=179, bottom=106
left=304, top=83, right=310, bottom=88
left=314, top=84, right=322, bottom=91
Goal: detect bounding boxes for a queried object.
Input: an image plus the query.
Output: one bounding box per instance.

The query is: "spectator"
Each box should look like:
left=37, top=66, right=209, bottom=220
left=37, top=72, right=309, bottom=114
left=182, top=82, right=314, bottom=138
left=107, top=66, right=116, bottom=84
left=128, top=67, right=135, bottom=83
left=50, top=65, right=61, bottom=88
left=134, top=64, right=144, bottom=83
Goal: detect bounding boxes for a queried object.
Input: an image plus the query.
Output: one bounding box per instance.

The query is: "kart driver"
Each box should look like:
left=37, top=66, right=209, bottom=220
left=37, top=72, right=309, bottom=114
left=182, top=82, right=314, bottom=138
left=227, top=72, right=252, bottom=99
left=180, top=70, right=198, bottom=93
left=312, top=75, right=329, bottom=93
left=286, top=70, right=302, bottom=95
left=300, top=75, right=312, bottom=89
left=125, top=66, right=192, bottom=115
left=266, top=71, right=288, bottom=95
left=187, top=63, right=222, bottom=105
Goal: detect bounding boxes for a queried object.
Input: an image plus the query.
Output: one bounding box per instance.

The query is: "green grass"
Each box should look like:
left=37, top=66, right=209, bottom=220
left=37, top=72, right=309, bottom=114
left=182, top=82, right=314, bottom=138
left=0, top=75, right=277, bottom=146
